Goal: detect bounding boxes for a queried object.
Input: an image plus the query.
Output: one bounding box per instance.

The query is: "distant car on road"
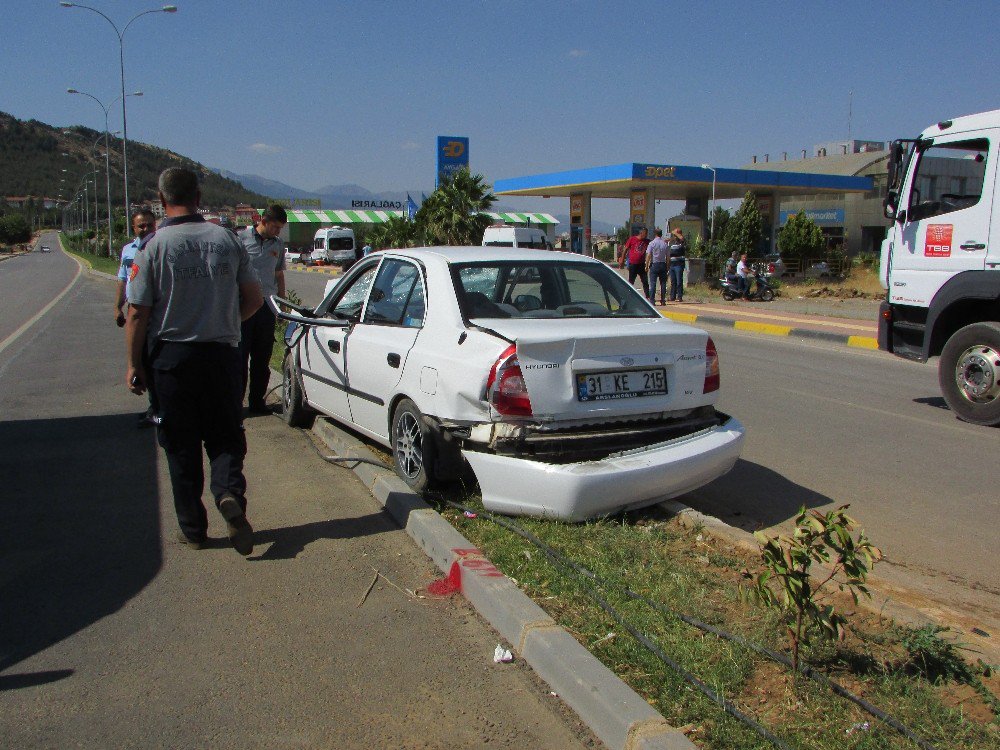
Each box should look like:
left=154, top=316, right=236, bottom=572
left=284, top=246, right=306, bottom=265
left=276, top=246, right=744, bottom=521
left=39, top=245, right=51, bottom=253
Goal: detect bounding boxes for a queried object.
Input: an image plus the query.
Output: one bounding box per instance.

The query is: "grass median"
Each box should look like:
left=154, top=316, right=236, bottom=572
left=432, top=493, right=998, bottom=750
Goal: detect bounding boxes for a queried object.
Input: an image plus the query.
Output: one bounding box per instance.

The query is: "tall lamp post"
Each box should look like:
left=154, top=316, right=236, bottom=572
left=700, top=164, right=717, bottom=244
left=68, top=88, right=139, bottom=255
left=59, top=2, right=177, bottom=218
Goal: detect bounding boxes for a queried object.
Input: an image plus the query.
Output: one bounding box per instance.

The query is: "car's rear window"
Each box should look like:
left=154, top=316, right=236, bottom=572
left=452, top=261, right=656, bottom=319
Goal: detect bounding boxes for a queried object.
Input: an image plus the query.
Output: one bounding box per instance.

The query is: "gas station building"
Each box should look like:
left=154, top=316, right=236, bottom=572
left=494, top=162, right=874, bottom=256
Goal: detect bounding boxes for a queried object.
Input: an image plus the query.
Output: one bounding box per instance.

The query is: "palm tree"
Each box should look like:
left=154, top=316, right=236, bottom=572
left=416, top=168, right=496, bottom=246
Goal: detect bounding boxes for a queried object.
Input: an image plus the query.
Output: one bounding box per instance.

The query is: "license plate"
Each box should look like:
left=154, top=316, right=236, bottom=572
left=576, top=368, right=667, bottom=402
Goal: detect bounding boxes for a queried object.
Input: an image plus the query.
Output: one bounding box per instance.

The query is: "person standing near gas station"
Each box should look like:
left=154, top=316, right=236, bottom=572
left=618, top=226, right=651, bottom=298
left=237, top=205, right=287, bottom=414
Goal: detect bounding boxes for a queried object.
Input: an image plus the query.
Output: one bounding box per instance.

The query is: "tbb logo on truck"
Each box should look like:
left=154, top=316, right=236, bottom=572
left=924, top=224, right=953, bottom=257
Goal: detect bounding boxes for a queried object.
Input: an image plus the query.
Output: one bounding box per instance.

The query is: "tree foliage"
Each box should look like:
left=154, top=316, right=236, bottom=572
left=416, top=169, right=496, bottom=246
left=722, top=191, right=765, bottom=256
left=777, top=210, right=825, bottom=260
left=742, top=504, right=882, bottom=672
left=0, top=213, right=31, bottom=244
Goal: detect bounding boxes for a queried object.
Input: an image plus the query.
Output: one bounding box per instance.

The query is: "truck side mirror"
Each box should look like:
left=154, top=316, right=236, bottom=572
left=883, top=191, right=898, bottom=220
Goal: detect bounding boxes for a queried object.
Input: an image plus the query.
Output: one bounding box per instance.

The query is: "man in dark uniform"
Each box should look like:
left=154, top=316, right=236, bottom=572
left=126, top=167, right=263, bottom=555
left=237, top=205, right=287, bottom=414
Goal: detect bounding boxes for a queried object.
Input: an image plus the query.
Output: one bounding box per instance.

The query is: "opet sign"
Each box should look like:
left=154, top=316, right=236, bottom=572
left=437, top=136, right=469, bottom=186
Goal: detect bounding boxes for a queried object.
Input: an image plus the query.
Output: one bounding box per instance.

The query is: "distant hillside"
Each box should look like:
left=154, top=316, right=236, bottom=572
left=0, top=111, right=268, bottom=209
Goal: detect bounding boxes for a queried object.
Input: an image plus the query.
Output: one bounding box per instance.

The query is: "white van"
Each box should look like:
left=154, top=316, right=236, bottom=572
left=311, top=226, right=357, bottom=268
left=482, top=225, right=552, bottom=250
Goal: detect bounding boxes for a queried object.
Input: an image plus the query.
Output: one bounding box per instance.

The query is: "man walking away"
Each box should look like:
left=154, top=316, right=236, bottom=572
left=668, top=228, right=687, bottom=302
left=126, top=167, right=263, bottom=555
left=645, top=228, right=669, bottom=305
left=115, top=207, right=157, bottom=426
left=237, top=205, right=287, bottom=415
left=618, top=227, right=650, bottom=298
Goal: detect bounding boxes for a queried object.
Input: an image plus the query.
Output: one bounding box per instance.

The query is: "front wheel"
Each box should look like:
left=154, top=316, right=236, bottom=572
left=391, top=398, right=436, bottom=493
left=938, top=322, right=1000, bottom=426
left=722, top=289, right=736, bottom=301
left=760, top=288, right=775, bottom=302
left=282, top=355, right=315, bottom=428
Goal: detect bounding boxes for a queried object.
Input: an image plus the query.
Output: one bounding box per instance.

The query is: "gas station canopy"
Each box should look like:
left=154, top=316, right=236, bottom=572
left=494, top=162, right=872, bottom=201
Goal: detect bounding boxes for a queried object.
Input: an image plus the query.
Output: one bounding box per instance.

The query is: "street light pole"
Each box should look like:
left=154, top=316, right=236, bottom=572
left=68, top=88, right=139, bottom=255
left=60, top=3, right=177, bottom=218
left=701, top=164, right=717, bottom=244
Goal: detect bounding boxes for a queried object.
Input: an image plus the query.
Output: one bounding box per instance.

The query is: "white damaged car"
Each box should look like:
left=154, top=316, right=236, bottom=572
left=275, top=247, right=743, bottom=521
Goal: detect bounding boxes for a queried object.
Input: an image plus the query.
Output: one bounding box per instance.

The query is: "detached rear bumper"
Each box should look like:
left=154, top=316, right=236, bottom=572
left=462, top=414, right=744, bottom=521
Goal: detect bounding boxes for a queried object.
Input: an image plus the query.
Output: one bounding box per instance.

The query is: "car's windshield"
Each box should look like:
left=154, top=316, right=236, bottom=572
left=452, top=261, right=656, bottom=319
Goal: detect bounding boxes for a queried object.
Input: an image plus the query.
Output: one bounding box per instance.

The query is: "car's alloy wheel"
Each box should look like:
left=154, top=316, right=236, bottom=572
left=392, top=398, right=433, bottom=492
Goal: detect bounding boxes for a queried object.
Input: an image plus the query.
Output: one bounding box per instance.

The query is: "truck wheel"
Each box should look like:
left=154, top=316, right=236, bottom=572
left=391, top=398, right=436, bottom=493
left=939, top=322, right=1000, bottom=426
left=282, top=355, right=315, bottom=429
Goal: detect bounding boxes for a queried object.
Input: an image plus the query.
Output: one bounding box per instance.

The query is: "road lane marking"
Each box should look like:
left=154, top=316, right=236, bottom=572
left=781, top=387, right=981, bottom=434
left=0, top=243, right=83, bottom=357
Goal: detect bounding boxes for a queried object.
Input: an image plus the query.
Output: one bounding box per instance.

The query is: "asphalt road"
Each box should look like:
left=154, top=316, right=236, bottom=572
left=0, top=237, right=597, bottom=749
left=283, top=264, right=1000, bottom=650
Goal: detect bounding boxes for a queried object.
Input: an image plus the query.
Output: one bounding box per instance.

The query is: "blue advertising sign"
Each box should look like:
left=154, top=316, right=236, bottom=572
left=437, top=136, right=469, bottom=186
left=779, top=208, right=845, bottom=226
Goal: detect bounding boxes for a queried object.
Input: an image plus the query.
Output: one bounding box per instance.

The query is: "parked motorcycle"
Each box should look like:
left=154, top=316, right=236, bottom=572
left=720, top=268, right=775, bottom=302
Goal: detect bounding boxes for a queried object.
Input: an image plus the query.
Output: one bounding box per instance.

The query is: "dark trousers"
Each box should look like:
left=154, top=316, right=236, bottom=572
left=627, top=262, right=650, bottom=298
left=648, top=262, right=667, bottom=303
left=153, top=342, right=247, bottom=540
left=669, top=264, right=684, bottom=301
left=240, top=306, right=276, bottom=408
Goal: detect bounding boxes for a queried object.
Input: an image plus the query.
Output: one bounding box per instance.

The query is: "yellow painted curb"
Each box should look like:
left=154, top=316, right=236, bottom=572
left=660, top=311, right=698, bottom=324
left=733, top=321, right=792, bottom=336
left=847, top=336, right=879, bottom=349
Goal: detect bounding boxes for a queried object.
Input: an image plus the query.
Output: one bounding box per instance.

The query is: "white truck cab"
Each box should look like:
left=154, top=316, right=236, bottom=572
left=482, top=225, right=552, bottom=250
left=311, top=226, right=358, bottom=269
left=879, top=108, right=1000, bottom=425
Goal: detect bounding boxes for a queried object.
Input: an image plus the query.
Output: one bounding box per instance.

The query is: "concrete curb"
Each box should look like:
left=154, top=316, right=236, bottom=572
left=660, top=309, right=879, bottom=350
left=310, top=418, right=695, bottom=750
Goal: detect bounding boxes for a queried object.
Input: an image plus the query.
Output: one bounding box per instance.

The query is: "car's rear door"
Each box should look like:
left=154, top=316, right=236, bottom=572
left=344, top=258, right=426, bottom=439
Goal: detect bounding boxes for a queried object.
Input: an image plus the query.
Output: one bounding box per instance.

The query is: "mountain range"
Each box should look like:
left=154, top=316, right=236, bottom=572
left=0, top=109, right=614, bottom=234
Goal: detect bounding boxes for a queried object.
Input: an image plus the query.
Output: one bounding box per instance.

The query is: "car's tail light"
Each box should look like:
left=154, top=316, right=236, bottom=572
left=486, top=344, right=533, bottom=416
left=767, top=262, right=776, bottom=274
left=704, top=337, right=720, bottom=393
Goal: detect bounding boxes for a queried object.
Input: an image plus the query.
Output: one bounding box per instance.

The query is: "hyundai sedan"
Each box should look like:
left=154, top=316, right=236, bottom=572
left=275, top=247, right=743, bottom=521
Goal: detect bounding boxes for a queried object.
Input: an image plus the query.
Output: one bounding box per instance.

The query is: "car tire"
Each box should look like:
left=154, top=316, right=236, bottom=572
left=939, top=322, right=1000, bottom=426
left=760, top=288, right=775, bottom=302
left=391, top=398, right=435, bottom=493
left=282, top=354, right=315, bottom=429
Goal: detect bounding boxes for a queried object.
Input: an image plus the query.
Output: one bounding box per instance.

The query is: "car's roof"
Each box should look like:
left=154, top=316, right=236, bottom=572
left=383, top=246, right=595, bottom=264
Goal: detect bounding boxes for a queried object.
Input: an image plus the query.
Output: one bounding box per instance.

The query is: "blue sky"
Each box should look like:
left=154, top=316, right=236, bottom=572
left=5, top=1, right=999, bottom=223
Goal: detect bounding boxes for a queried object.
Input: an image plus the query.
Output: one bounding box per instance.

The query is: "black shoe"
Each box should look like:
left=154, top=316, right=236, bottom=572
left=218, top=494, right=253, bottom=556
left=176, top=531, right=206, bottom=550
left=247, top=401, right=271, bottom=415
